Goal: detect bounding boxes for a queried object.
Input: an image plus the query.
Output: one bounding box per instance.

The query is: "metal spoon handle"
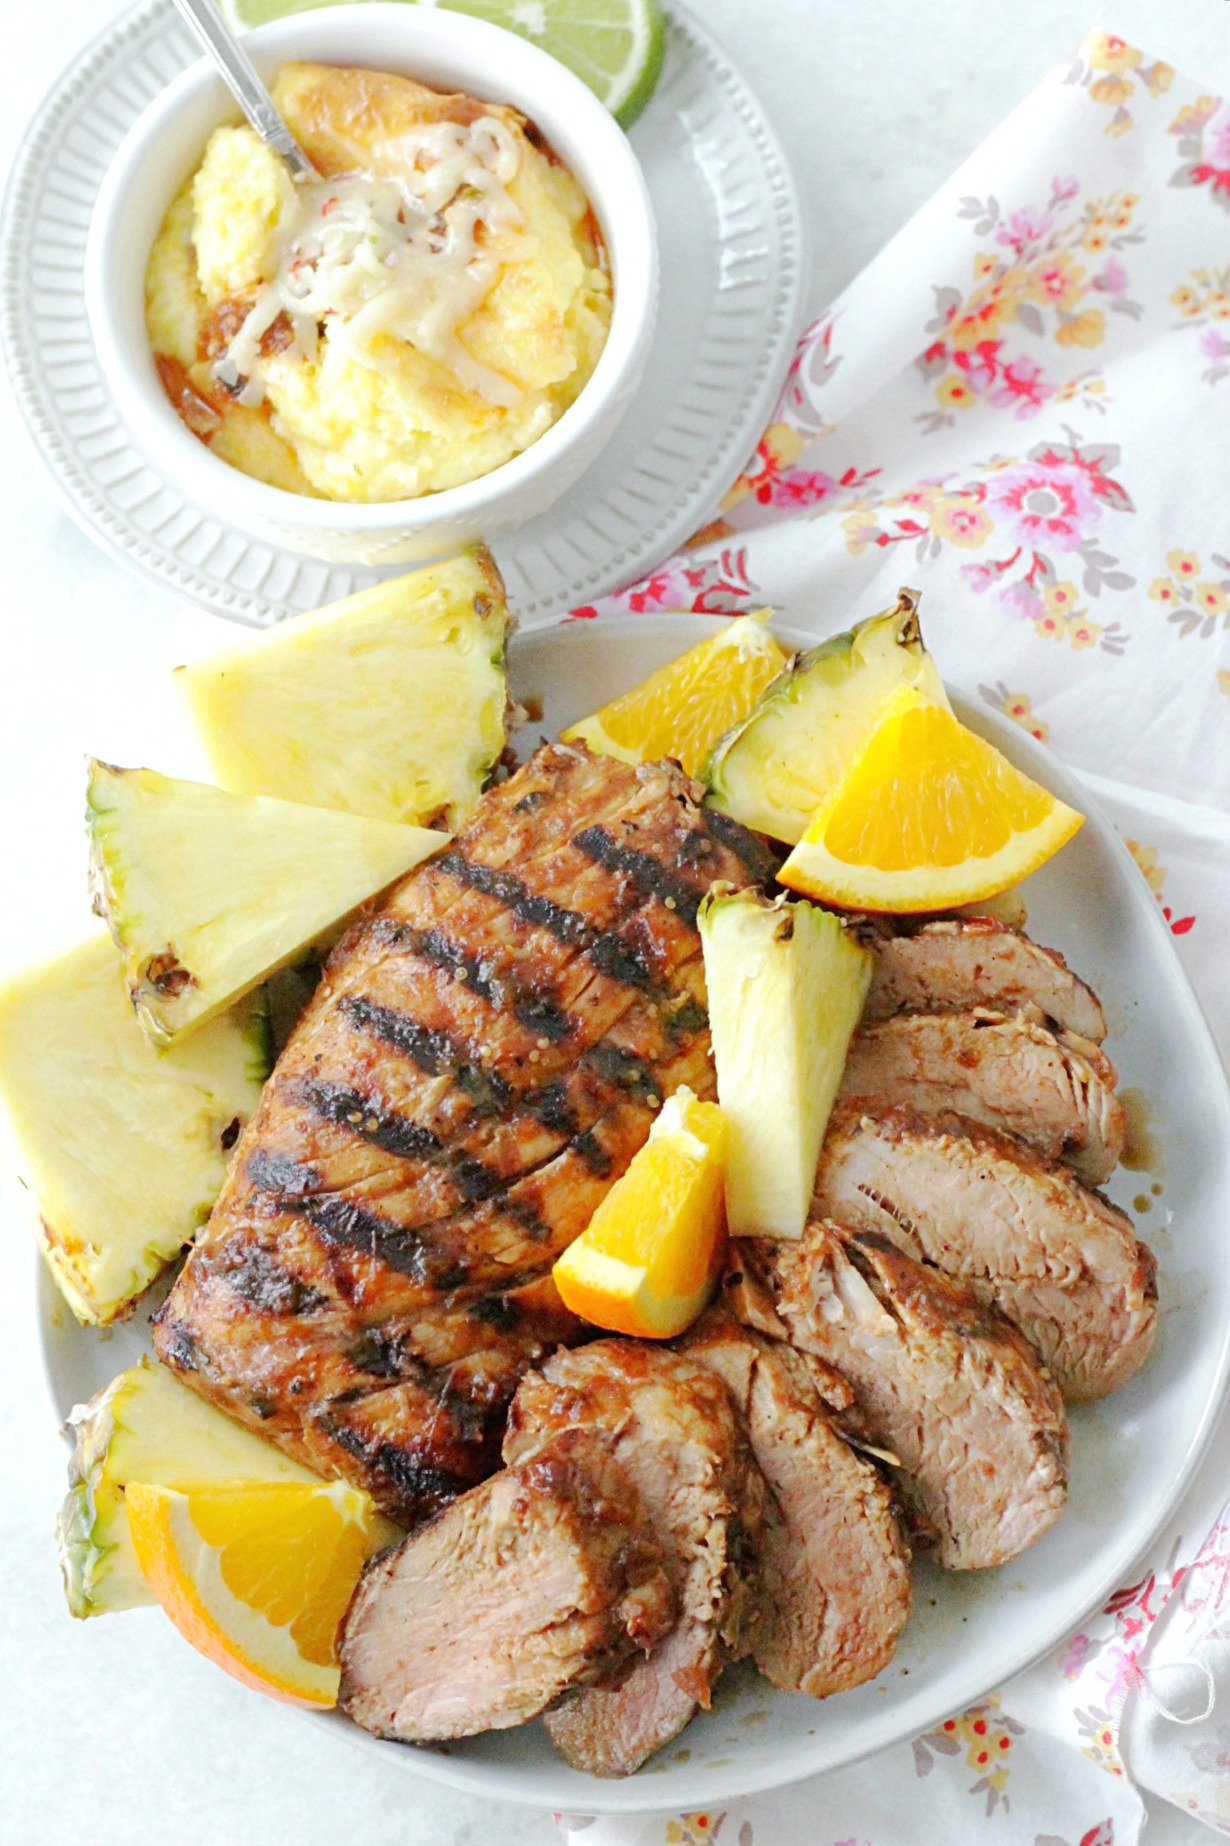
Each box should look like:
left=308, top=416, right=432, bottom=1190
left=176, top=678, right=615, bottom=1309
left=170, top=0, right=320, bottom=181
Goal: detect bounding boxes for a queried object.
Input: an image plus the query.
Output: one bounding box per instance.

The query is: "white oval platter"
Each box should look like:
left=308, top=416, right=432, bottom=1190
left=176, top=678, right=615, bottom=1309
left=0, top=2, right=807, bottom=627
left=35, top=614, right=1230, bottom=1814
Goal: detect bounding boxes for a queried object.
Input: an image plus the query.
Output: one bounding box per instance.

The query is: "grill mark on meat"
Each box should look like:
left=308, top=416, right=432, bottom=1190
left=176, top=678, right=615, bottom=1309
left=340, top=995, right=513, bottom=1115
left=341, top=993, right=667, bottom=1128
left=347, top=1328, right=416, bottom=1379
left=215, top=1241, right=329, bottom=1316
left=470, top=1293, right=521, bottom=1330
left=520, top=1077, right=578, bottom=1135
left=495, top=1193, right=557, bottom=1245
left=434, top=850, right=662, bottom=993
left=369, top=918, right=576, bottom=1043
left=700, top=806, right=781, bottom=879
left=296, top=1078, right=502, bottom=1201
left=253, top=1151, right=557, bottom=1260
left=157, top=1317, right=200, bottom=1372
left=583, top=1042, right=664, bottom=1105
left=339, top=993, right=469, bottom=1076
left=573, top=1129, right=613, bottom=1177
left=666, top=995, right=708, bottom=1038
left=319, top=1415, right=479, bottom=1511
left=247, top=1151, right=431, bottom=1279
left=298, top=1079, right=445, bottom=1162
left=246, top=1149, right=320, bottom=1196
left=572, top=825, right=708, bottom=926
left=301, top=1195, right=428, bottom=1278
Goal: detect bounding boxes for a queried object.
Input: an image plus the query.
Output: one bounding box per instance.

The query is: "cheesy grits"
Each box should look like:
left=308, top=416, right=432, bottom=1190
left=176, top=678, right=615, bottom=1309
left=144, top=62, right=613, bottom=503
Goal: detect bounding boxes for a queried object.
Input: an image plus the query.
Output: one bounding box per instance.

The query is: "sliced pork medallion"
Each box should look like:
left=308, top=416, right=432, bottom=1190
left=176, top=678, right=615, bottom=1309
left=728, top=1224, right=1069, bottom=1570
left=339, top=1428, right=675, bottom=1741
left=153, top=745, right=774, bottom=1524
left=505, top=1341, right=765, bottom=1777
left=814, top=1104, right=1156, bottom=1400
left=861, top=917, right=1107, bottom=1042
left=678, top=1311, right=911, bottom=1698
left=840, top=1010, right=1125, bottom=1184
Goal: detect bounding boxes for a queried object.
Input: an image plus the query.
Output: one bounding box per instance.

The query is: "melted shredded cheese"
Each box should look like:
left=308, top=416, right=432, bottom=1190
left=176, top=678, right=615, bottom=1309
left=221, top=115, right=526, bottom=407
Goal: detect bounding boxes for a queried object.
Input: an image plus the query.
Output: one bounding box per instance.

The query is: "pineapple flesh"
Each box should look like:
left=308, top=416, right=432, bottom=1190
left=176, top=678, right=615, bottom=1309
left=88, top=761, right=446, bottom=1046
left=698, top=889, right=872, bottom=1240
left=176, top=547, right=513, bottom=829
left=0, top=932, right=267, bottom=1323
left=702, top=589, right=949, bottom=844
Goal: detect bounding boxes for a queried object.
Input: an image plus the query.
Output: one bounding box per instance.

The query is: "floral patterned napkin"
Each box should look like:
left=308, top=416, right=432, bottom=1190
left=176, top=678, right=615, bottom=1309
left=553, top=29, right=1230, bottom=1844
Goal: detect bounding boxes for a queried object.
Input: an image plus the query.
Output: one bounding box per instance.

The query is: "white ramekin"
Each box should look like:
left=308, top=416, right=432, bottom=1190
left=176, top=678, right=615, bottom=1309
left=84, top=3, right=658, bottom=567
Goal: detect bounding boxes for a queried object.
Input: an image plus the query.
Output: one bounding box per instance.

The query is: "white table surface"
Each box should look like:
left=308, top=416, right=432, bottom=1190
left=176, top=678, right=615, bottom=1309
left=2, top=3, right=1228, bottom=1841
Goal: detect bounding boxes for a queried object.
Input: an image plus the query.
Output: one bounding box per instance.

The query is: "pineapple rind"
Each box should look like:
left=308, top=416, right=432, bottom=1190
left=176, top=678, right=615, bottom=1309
left=698, top=888, right=872, bottom=1241
left=0, top=933, right=266, bottom=1323
left=86, top=761, right=446, bottom=1046
left=702, top=589, right=949, bottom=844
left=176, top=546, right=512, bottom=829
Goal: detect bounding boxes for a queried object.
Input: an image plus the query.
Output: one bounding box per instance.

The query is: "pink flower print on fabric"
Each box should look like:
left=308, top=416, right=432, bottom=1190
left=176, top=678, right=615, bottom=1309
left=997, top=206, right=1055, bottom=253
left=1095, top=259, right=1130, bottom=298
left=765, top=467, right=840, bottom=510
left=1169, top=93, right=1230, bottom=209
left=569, top=545, right=761, bottom=622
left=990, top=356, right=1055, bottom=416
left=984, top=457, right=1104, bottom=552
left=1207, top=100, right=1230, bottom=170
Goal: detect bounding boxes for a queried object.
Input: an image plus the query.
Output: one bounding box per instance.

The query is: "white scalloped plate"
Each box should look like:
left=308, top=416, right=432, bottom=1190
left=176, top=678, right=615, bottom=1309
left=0, top=1, right=807, bottom=627
left=35, top=614, right=1230, bottom=1815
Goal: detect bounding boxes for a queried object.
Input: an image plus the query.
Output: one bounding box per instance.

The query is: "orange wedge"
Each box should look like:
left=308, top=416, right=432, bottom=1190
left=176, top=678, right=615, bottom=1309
left=124, top=1479, right=388, bottom=1707
left=553, top=1087, right=727, bottom=1339
left=561, top=611, right=788, bottom=777
left=779, top=685, right=1083, bottom=913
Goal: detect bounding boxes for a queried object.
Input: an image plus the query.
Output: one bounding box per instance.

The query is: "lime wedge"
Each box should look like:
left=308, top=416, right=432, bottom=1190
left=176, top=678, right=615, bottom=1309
left=219, top=0, right=667, bottom=128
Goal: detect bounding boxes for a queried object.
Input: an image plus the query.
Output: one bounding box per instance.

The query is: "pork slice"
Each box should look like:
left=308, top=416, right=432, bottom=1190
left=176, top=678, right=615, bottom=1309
left=678, top=1311, right=911, bottom=1697
left=728, top=1224, right=1069, bottom=1570
left=815, top=1104, right=1156, bottom=1400
left=338, top=1428, right=673, bottom=1741
left=840, top=1010, right=1124, bottom=1184
left=862, top=918, right=1107, bottom=1042
left=504, top=1341, right=764, bottom=1777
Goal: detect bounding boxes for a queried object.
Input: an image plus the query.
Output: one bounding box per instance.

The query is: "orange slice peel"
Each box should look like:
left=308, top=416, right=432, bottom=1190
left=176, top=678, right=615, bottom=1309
left=124, top=1478, right=388, bottom=1707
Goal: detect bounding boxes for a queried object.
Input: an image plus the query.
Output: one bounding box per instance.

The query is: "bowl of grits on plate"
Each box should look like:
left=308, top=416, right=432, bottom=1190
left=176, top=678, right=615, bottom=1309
left=84, top=4, right=657, bottom=566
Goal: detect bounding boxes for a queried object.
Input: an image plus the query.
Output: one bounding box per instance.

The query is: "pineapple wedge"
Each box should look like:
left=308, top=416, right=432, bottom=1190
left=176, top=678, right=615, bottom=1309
left=58, top=1360, right=400, bottom=1617
left=0, top=932, right=267, bottom=1323
left=702, top=589, right=949, bottom=844
left=176, top=548, right=512, bottom=829
left=59, top=1361, right=317, bottom=1616
left=698, top=889, right=872, bottom=1240
left=88, top=761, right=446, bottom=1046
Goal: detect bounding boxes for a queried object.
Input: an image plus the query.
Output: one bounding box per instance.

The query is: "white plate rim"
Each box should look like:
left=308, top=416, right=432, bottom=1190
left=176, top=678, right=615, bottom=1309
left=31, top=611, right=1230, bottom=1814
left=0, top=0, right=809, bottom=628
